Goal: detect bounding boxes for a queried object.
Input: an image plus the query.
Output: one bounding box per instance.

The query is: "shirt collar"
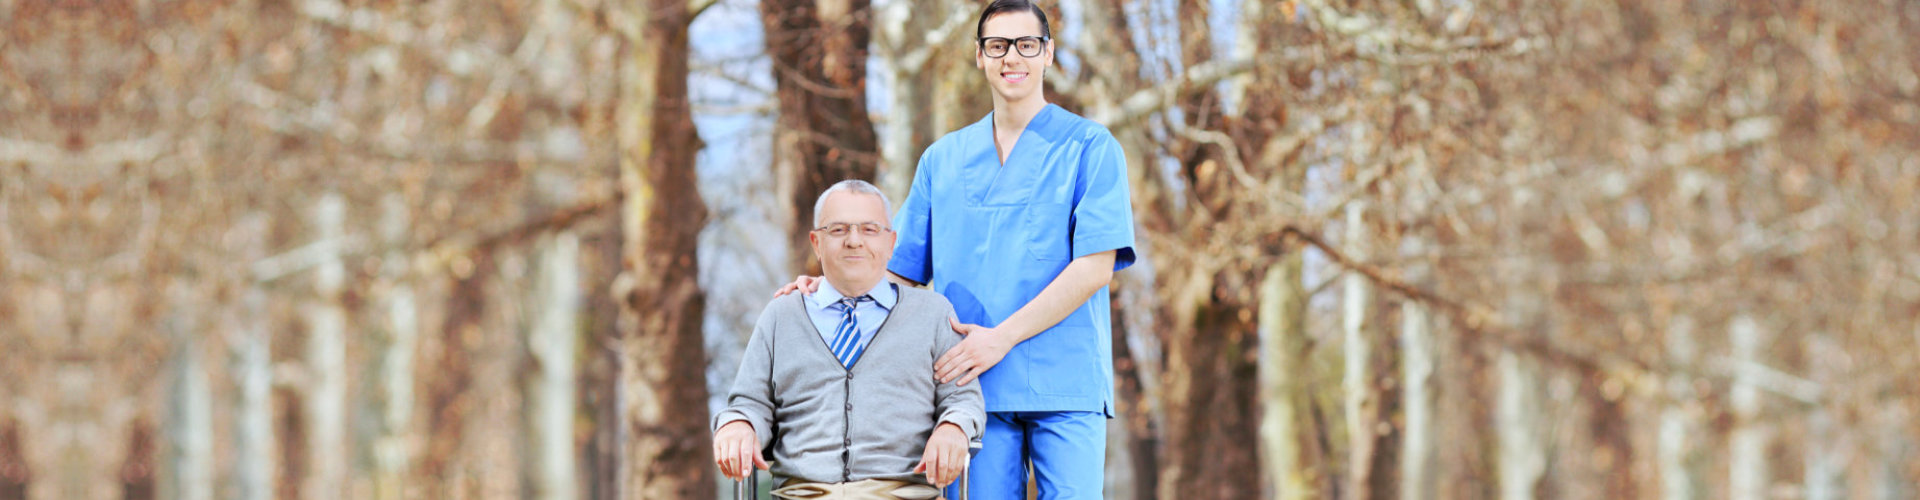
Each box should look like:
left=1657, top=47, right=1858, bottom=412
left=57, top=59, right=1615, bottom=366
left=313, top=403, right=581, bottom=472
left=807, top=279, right=897, bottom=312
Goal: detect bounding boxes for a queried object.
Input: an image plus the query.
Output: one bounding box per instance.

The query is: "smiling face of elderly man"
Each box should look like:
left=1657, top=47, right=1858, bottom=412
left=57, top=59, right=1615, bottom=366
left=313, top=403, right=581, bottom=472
left=809, top=185, right=896, bottom=297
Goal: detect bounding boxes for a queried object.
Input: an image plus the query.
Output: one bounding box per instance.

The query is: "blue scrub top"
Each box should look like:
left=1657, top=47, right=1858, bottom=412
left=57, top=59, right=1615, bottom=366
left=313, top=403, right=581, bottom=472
left=888, top=104, right=1136, bottom=414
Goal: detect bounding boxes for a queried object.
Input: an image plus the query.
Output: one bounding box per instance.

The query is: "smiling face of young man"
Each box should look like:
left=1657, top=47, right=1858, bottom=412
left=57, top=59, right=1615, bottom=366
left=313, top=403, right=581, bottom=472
left=975, top=10, right=1054, bottom=109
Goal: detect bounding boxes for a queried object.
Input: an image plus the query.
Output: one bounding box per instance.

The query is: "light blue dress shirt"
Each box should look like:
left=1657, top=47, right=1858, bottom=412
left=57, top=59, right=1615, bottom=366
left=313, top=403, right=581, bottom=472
left=803, top=279, right=898, bottom=361
left=887, top=103, right=1137, bottom=415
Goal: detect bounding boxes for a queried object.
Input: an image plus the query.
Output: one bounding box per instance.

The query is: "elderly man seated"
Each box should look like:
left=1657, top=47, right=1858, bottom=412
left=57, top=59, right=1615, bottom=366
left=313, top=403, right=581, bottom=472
left=713, top=180, right=983, bottom=499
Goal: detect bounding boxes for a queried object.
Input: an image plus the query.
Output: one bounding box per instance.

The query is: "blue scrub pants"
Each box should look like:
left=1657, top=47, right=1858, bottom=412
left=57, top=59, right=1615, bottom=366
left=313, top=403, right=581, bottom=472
left=957, top=411, right=1105, bottom=499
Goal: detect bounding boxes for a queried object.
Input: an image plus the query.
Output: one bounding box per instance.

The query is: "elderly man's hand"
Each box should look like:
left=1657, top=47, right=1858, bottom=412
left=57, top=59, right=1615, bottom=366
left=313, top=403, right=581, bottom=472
left=713, top=421, right=768, bottom=480
left=912, top=423, right=969, bottom=488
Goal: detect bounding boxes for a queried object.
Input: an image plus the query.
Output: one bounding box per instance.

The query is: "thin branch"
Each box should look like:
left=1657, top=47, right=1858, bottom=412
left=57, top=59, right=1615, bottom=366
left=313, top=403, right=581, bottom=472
left=1311, top=161, right=1390, bottom=223
left=690, top=63, right=776, bottom=97
left=249, top=186, right=618, bottom=284
left=1654, top=116, right=1781, bottom=167
left=768, top=58, right=866, bottom=100
left=232, top=78, right=576, bottom=165
left=251, top=236, right=370, bottom=283
left=1282, top=225, right=1474, bottom=322
left=1706, top=356, right=1824, bottom=405
left=1279, top=224, right=1646, bottom=379
left=1298, top=0, right=1535, bottom=55
left=0, top=138, right=60, bottom=164
left=1092, top=50, right=1313, bottom=128
left=297, top=0, right=540, bottom=83
left=689, top=0, right=720, bottom=18
left=692, top=101, right=778, bottom=116
left=1167, top=125, right=1258, bottom=193
left=876, top=2, right=972, bottom=73
left=416, top=185, right=619, bottom=275
left=0, top=135, right=168, bottom=165
left=1306, top=273, right=1341, bottom=298
left=1256, top=101, right=1345, bottom=174
left=1564, top=200, right=1841, bottom=287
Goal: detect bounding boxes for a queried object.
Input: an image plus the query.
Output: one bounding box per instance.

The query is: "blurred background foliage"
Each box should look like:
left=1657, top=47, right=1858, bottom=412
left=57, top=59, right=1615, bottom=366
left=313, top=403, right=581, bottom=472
left=2, top=0, right=1917, bottom=498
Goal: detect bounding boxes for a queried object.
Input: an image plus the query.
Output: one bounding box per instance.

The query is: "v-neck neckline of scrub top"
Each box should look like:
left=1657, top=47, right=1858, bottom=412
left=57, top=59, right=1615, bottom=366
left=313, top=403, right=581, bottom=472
left=973, top=104, right=1060, bottom=206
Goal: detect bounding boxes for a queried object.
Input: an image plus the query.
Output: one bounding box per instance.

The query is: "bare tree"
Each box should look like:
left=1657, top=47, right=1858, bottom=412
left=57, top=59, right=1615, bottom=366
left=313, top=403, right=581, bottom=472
left=761, top=0, right=881, bottom=271
left=161, top=284, right=213, bottom=500
left=228, top=215, right=275, bottom=500
left=610, top=0, right=715, bottom=496
left=523, top=232, right=581, bottom=500
left=302, top=193, right=349, bottom=500
left=1341, top=201, right=1400, bottom=500
left=870, top=0, right=975, bottom=200
left=368, top=195, right=417, bottom=500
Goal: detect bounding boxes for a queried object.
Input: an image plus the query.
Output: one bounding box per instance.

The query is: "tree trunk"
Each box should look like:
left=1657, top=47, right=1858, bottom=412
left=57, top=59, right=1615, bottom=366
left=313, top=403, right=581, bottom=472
left=1727, top=315, right=1769, bottom=500
left=121, top=420, right=158, bottom=500
left=524, top=232, right=581, bottom=500
left=1157, top=291, right=1260, bottom=500
left=612, top=0, right=713, bottom=496
left=1342, top=203, right=1371, bottom=494
left=871, top=0, right=966, bottom=201
left=303, top=193, right=348, bottom=500
left=1105, top=294, right=1144, bottom=500
left=1870, top=405, right=1914, bottom=500
left=1399, top=298, right=1435, bottom=500
left=1803, top=333, right=1842, bottom=500
left=370, top=195, right=417, bottom=500
left=162, top=285, right=212, bottom=500
left=230, top=213, right=275, bottom=500
left=232, top=288, right=275, bottom=500
left=1575, top=359, right=1634, bottom=499
left=1258, top=255, right=1313, bottom=500
left=1342, top=201, right=1399, bottom=500
left=874, top=51, right=925, bottom=202
left=761, top=0, right=880, bottom=272
left=1152, top=0, right=1272, bottom=495
left=0, top=420, right=27, bottom=499
left=421, top=253, right=486, bottom=498
left=1241, top=0, right=1316, bottom=493
left=581, top=219, right=628, bottom=500
left=1113, top=273, right=1152, bottom=500
left=1497, top=349, right=1546, bottom=500
left=1109, top=146, right=1163, bottom=499
left=1658, top=316, right=1704, bottom=500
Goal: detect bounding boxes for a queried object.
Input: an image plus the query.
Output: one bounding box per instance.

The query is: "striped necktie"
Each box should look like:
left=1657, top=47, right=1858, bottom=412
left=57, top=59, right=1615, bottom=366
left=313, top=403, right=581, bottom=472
left=829, top=296, right=873, bottom=368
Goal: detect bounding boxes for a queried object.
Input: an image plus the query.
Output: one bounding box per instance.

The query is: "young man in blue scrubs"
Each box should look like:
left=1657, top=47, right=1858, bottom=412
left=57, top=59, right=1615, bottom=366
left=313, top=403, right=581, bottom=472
left=779, top=0, right=1134, bottom=497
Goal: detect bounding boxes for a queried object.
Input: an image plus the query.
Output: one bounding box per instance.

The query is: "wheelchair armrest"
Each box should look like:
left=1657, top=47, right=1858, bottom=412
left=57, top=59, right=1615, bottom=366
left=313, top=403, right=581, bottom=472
left=730, top=446, right=979, bottom=500
left=732, top=469, right=758, bottom=500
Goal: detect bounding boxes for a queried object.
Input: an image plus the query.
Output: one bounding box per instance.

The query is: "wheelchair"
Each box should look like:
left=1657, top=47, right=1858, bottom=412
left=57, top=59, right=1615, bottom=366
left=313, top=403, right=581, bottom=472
left=729, top=449, right=975, bottom=500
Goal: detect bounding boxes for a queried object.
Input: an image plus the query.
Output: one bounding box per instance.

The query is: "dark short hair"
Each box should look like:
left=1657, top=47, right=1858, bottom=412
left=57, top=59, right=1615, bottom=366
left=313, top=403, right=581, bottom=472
left=976, top=0, right=1052, bottom=43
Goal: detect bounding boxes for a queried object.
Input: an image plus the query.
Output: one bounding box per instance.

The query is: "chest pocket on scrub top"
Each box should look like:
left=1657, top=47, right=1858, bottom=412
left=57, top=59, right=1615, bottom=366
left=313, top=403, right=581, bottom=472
left=1022, top=201, right=1071, bottom=262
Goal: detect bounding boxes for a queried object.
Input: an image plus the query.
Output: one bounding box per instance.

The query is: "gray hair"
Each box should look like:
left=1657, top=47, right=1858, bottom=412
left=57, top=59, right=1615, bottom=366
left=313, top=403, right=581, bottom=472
left=812, top=179, right=892, bottom=227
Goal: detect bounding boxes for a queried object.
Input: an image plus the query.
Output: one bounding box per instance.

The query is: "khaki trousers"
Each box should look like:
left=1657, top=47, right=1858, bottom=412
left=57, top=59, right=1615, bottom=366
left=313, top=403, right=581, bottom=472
left=771, top=478, right=943, bottom=500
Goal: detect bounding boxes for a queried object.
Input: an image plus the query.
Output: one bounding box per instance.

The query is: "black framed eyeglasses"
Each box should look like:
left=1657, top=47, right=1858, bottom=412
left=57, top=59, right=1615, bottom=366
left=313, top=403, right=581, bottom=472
left=978, top=36, right=1049, bottom=58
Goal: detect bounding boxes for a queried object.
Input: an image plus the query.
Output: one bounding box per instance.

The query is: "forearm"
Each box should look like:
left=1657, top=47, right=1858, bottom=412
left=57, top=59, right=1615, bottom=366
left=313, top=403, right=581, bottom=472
left=997, top=250, right=1116, bottom=344
left=717, top=322, right=778, bottom=443
left=933, top=370, right=985, bottom=440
